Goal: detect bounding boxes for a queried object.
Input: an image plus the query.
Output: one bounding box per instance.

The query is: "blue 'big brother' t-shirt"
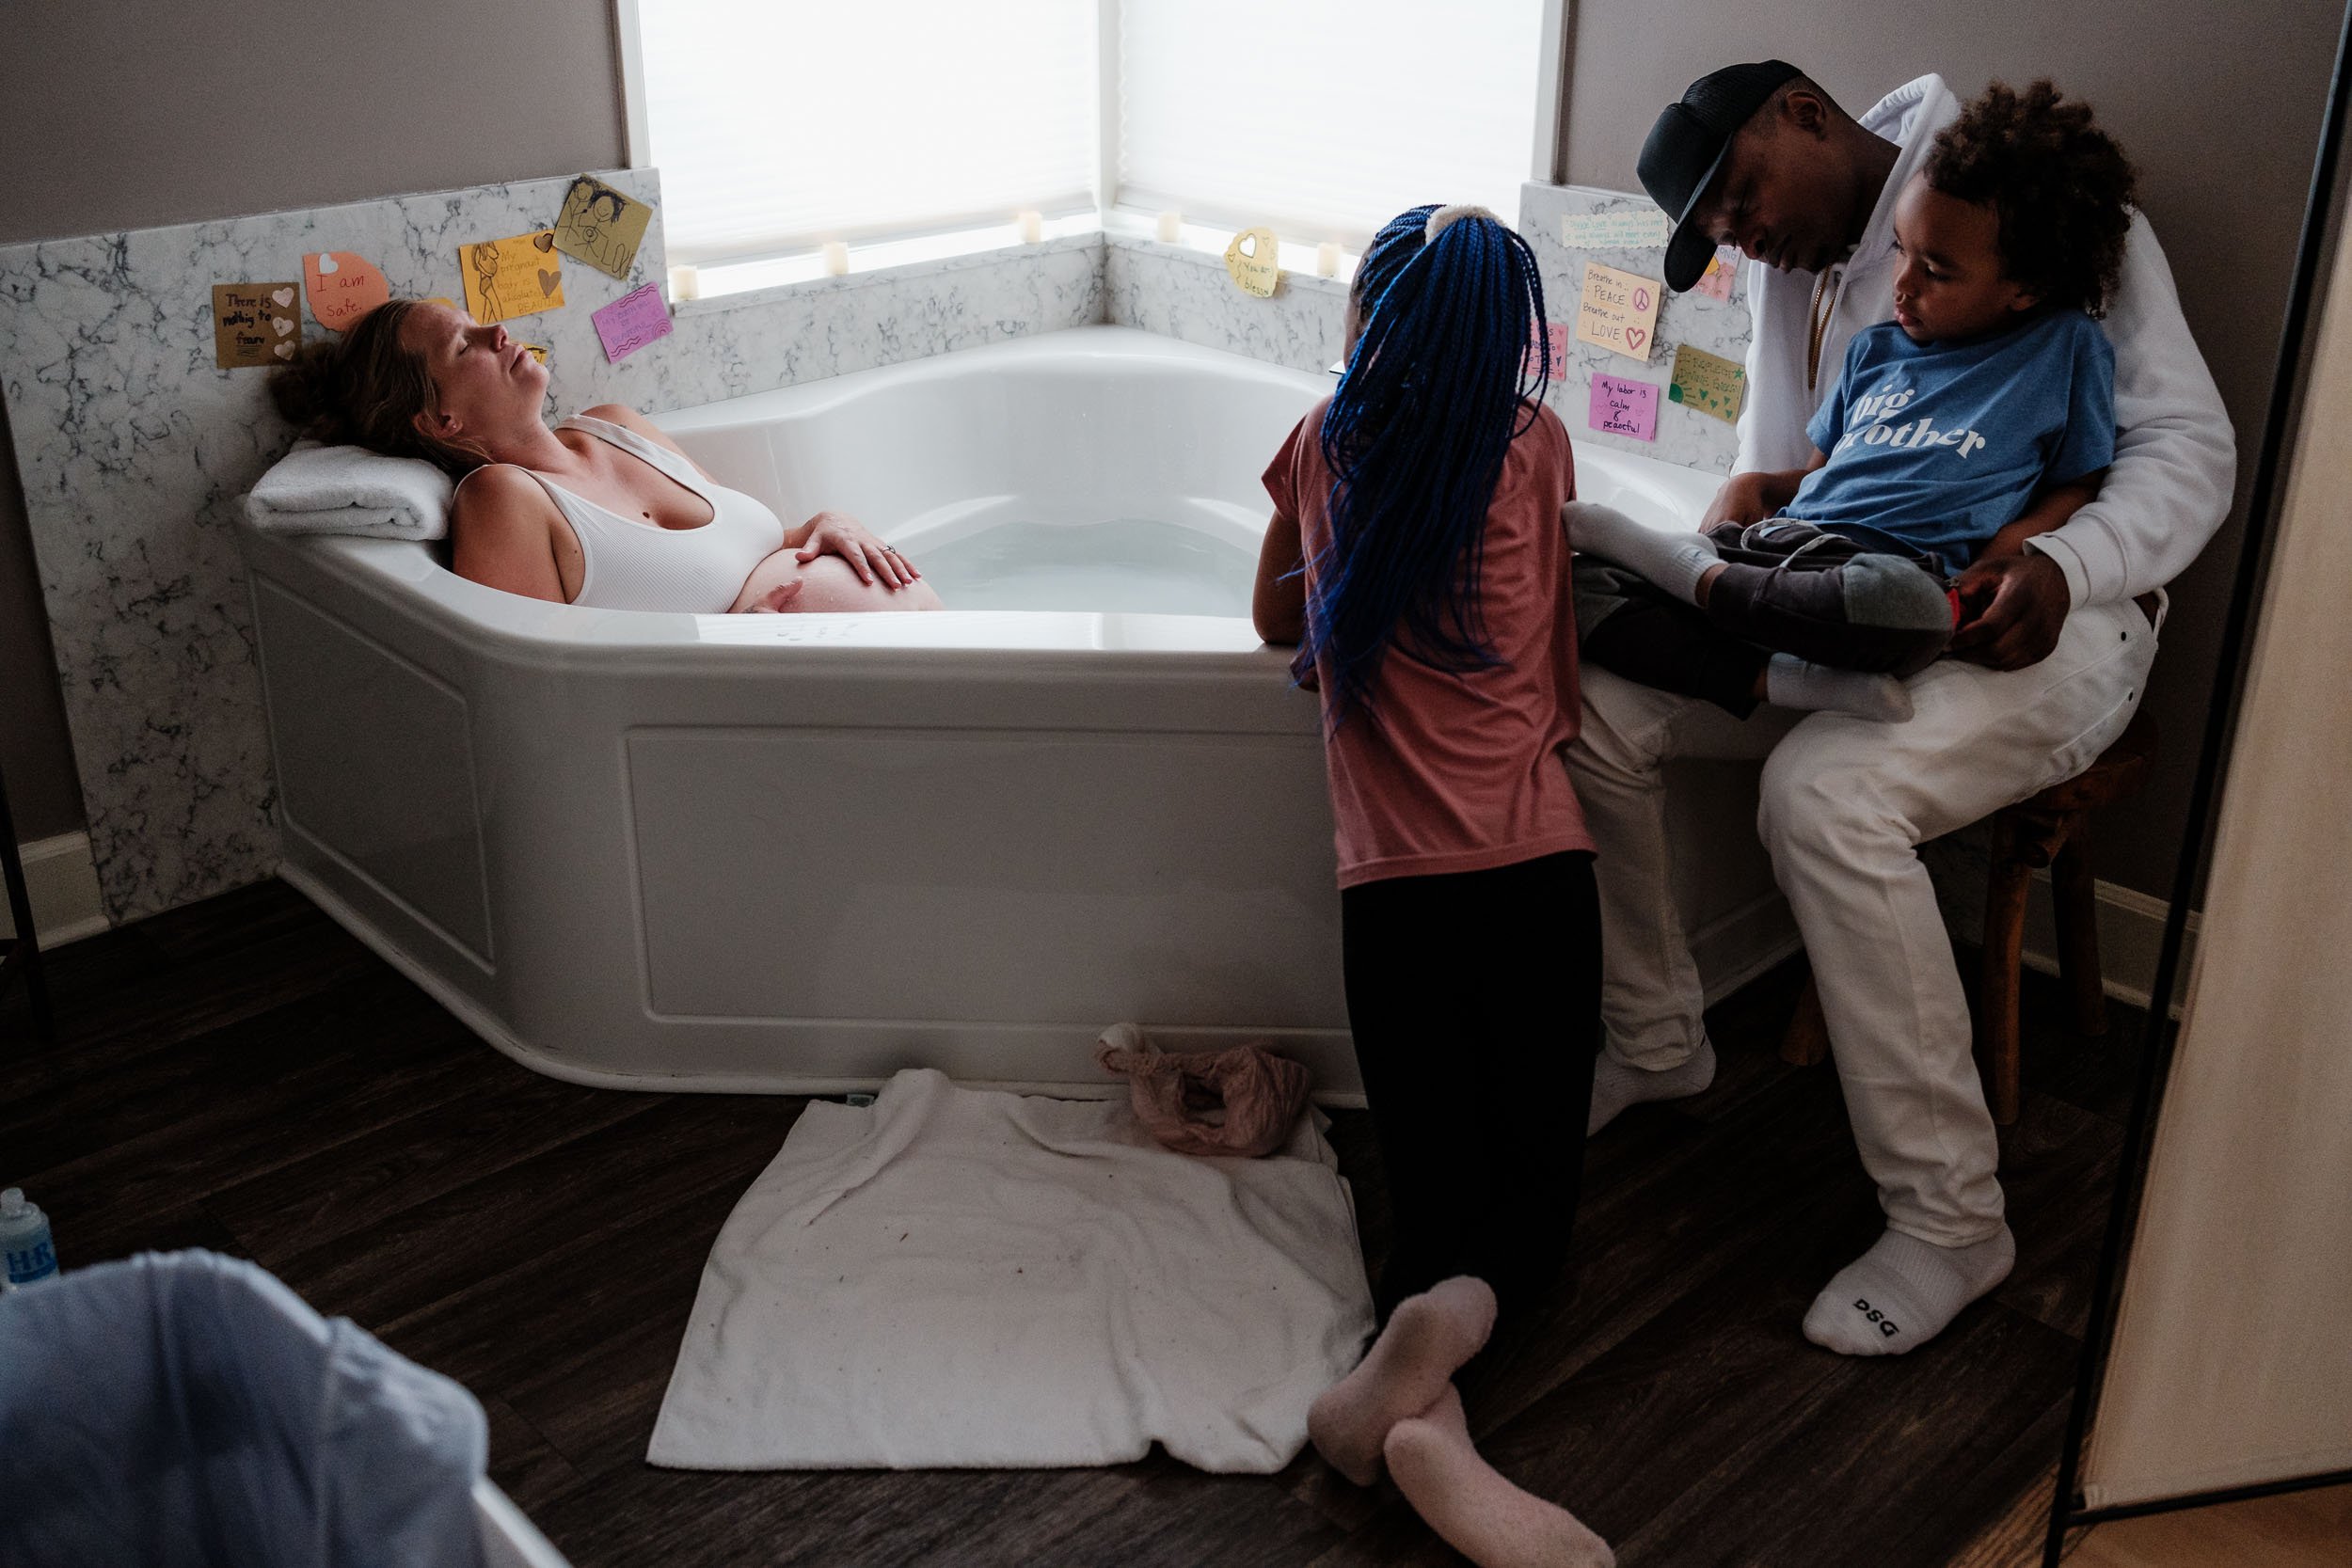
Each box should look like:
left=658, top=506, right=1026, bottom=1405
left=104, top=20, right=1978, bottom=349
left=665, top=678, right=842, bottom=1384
left=1789, top=310, right=2116, bottom=574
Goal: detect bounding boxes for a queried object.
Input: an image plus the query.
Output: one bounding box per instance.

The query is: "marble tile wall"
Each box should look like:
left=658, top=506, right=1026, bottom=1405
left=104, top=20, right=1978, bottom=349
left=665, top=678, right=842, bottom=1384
left=1102, top=236, right=1346, bottom=377
left=0, top=172, right=1102, bottom=925
left=1519, top=182, right=1751, bottom=475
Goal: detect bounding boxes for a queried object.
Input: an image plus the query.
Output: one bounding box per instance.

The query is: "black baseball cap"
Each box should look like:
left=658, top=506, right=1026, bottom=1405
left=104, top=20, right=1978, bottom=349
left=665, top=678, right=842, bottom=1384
left=1639, top=59, right=1803, bottom=291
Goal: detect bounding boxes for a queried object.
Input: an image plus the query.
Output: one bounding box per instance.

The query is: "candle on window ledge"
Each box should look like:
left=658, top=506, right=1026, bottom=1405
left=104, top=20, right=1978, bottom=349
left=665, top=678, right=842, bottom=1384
left=820, top=241, right=850, bottom=277
left=1315, top=242, right=1341, bottom=278
left=667, top=264, right=701, bottom=303
left=1155, top=210, right=1182, bottom=245
left=1017, top=209, right=1043, bottom=245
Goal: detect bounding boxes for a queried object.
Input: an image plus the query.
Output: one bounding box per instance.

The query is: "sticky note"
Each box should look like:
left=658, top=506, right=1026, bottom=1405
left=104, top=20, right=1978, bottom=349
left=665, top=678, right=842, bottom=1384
left=520, top=342, right=551, bottom=365
left=1669, top=342, right=1746, bottom=424
left=213, top=282, right=301, bottom=369
left=458, top=230, right=564, bottom=325
left=1589, top=374, right=1660, bottom=441
left=552, top=176, right=655, bottom=281
left=1688, top=245, right=1740, bottom=302
left=1224, top=227, right=1280, bottom=297
left=1576, top=261, right=1661, bottom=363
left=302, top=252, right=390, bottom=332
left=1560, top=207, right=1673, bottom=250
left=1521, top=318, right=1571, bottom=377
left=593, top=282, right=673, bottom=363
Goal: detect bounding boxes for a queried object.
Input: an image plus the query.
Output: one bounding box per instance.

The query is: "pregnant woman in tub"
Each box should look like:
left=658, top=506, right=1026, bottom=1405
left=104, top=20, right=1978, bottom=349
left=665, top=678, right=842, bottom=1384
left=270, top=298, right=945, bottom=613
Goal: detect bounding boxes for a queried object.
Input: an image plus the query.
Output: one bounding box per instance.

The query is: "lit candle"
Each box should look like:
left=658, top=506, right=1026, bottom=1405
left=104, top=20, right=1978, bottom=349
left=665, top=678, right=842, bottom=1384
left=1315, top=242, right=1341, bottom=278
left=820, top=241, right=850, bottom=277
left=1017, top=209, right=1043, bottom=245
left=1155, top=210, right=1182, bottom=245
left=667, top=264, right=701, bottom=303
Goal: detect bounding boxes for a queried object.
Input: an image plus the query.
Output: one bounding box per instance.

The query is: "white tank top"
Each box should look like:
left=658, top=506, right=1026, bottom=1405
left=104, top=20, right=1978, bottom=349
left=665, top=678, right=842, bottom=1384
left=516, top=415, right=786, bottom=612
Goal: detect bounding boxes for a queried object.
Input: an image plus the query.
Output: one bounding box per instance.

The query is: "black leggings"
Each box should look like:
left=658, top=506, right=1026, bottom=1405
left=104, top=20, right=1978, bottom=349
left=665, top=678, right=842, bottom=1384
left=1340, top=850, right=1602, bottom=1323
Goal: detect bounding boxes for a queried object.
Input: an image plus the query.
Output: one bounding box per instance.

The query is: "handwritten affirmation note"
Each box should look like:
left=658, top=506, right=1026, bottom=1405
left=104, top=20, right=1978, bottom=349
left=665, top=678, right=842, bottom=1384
left=458, top=230, right=564, bottom=326
left=302, top=252, right=391, bottom=332
left=1576, top=261, right=1661, bottom=363
left=1560, top=207, right=1673, bottom=250
left=1669, top=342, right=1746, bottom=424
left=553, top=176, right=655, bottom=281
left=1589, top=374, right=1660, bottom=441
left=1522, top=318, right=1572, bottom=378
left=593, top=282, right=673, bottom=363
left=213, top=282, right=302, bottom=369
left=1692, top=245, right=1740, bottom=303
left=1224, top=227, right=1280, bottom=297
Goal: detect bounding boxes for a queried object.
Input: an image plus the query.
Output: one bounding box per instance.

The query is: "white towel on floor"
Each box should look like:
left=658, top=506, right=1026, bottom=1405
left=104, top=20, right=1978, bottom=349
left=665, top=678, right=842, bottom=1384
left=244, top=441, right=455, bottom=541
left=647, top=1067, right=1374, bottom=1474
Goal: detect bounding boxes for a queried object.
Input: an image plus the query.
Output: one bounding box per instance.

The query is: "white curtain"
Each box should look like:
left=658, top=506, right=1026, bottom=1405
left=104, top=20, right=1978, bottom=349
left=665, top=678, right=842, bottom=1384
left=2082, top=204, right=2352, bottom=1509
left=1115, top=0, right=1547, bottom=246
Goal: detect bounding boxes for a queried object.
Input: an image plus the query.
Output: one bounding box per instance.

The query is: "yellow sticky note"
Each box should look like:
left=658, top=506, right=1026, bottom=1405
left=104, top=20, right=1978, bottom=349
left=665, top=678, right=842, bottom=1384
left=552, top=176, right=655, bottom=281
left=458, top=230, right=564, bottom=325
left=1575, top=261, right=1661, bottom=363
left=1668, top=342, right=1746, bottom=424
left=1224, top=227, right=1280, bottom=298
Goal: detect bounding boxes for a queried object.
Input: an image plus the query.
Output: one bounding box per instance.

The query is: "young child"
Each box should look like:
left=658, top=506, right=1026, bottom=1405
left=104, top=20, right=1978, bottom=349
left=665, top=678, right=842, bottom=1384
left=1252, top=204, right=1613, bottom=1568
left=1568, top=79, right=2135, bottom=723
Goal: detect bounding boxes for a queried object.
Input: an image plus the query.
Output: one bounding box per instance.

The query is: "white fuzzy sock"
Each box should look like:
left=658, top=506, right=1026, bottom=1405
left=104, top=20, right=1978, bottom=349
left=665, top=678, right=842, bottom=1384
left=1563, top=501, right=1721, bottom=605
left=1764, top=654, right=1915, bottom=722
left=1803, top=1226, right=2016, bottom=1356
left=1587, top=1038, right=1717, bottom=1135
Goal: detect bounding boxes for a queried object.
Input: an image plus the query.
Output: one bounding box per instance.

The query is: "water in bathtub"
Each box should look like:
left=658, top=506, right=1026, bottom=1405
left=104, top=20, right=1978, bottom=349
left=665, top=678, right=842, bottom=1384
left=910, top=518, right=1257, bottom=616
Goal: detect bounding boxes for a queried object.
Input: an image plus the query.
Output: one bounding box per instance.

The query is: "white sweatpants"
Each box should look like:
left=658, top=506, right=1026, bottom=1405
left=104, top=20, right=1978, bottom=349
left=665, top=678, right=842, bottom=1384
left=1568, top=597, right=2159, bottom=1244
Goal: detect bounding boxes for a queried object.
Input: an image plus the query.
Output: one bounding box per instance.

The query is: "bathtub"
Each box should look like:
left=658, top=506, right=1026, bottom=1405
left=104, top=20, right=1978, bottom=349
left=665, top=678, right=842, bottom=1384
left=240, top=325, right=1789, bottom=1100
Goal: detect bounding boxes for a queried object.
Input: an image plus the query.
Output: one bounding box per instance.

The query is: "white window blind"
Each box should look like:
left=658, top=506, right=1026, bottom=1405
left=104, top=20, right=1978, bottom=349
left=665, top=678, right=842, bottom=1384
left=639, top=0, right=1099, bottom=266
left=1116, top=0, right=1547, bottom=248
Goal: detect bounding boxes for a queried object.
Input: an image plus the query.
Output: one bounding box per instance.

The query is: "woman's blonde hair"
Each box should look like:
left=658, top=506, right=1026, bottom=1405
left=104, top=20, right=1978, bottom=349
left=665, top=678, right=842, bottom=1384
left=267, top=299, right=491, bottom=474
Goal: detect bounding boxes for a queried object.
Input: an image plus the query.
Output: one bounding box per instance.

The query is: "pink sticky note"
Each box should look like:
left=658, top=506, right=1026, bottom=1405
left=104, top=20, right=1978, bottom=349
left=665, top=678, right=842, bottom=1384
left=1692, top=245, right=1740, bottom=302
left=1589, top=374, right=1660, bottom=441
left=1520, top=319, right=1573, bottom=377
left=593, top=282, right=674, bottom=363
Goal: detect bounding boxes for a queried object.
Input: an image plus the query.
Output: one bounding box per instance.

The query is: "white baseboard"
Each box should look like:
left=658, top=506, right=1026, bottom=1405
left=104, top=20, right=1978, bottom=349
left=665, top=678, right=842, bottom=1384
left=1, top=832, right=110, bottom=948
left=2020, top=872, right=2197, bottom=1021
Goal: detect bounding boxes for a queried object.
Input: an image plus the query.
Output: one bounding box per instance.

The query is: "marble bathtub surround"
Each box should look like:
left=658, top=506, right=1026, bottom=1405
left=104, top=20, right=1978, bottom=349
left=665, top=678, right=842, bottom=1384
left=0, top=175, right=1700, bottom=928
left=1519, top=182, right=1753, bottom=475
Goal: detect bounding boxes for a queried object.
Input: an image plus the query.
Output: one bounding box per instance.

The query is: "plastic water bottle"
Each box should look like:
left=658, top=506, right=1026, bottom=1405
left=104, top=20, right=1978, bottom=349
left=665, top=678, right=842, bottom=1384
left=1, top=1188, right=57, bottom=1290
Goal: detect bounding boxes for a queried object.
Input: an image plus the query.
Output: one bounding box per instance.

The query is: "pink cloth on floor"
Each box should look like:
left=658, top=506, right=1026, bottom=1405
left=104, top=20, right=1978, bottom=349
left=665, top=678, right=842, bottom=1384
left=1095, top=1024, right=1314, bottom=1159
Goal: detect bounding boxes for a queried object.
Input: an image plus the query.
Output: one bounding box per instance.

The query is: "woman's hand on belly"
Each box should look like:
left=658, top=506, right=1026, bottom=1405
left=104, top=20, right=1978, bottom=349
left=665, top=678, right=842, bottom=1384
left=790, top=510, right=922, bottom=590
left=728, top=548, right=945, bottom=613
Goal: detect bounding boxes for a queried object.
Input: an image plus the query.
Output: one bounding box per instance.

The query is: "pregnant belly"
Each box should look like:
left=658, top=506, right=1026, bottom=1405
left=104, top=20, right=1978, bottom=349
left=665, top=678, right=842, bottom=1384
left=731, top=549, right=945, bottom=612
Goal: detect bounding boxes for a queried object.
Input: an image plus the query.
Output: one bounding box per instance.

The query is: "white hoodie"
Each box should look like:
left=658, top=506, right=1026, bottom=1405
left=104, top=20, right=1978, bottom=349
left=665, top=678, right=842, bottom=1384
left=1737, top=73, right=2236, bottom=607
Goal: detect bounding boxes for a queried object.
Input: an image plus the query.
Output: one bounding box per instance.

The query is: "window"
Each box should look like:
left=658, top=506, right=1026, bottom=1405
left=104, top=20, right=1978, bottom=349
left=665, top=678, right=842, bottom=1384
left=1113, top=0, right=1552, bottom=248
left=622, top=0, right=1561, bottom=277
left=629, top=0, right=1099, bottom=267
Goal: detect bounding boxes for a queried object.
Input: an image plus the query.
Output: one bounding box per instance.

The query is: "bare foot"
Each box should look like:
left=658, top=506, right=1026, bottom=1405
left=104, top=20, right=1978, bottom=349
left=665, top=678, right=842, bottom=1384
left=1307, top=1276, right=1497, bottom=1487
left=1385, top=1386, right=1614, bottom=1568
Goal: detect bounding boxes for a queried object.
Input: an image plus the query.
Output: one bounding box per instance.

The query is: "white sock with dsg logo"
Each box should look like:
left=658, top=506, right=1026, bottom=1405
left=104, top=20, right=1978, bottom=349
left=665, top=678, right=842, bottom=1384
left=1803, top=1226, right=2016, bottom=1356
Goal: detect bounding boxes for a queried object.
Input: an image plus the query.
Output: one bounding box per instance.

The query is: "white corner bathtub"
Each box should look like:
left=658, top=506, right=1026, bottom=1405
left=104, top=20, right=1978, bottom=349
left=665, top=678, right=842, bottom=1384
left=240, top=325, right=1789, bottom=1100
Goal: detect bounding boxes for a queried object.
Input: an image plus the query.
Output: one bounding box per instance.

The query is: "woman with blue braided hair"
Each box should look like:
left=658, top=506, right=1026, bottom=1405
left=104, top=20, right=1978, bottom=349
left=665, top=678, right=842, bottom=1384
left=1253, top=205, right=1613, bottom=1568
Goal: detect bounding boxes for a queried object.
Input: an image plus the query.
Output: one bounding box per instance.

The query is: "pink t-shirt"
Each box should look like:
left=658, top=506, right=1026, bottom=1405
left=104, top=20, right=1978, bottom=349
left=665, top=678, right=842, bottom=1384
left=1264, top=397, right=1593, bottom=889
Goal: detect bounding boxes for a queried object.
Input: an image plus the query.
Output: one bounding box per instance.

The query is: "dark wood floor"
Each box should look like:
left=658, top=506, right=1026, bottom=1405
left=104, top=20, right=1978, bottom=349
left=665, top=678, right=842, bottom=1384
left=0, top=879, right=2146, bottom=1567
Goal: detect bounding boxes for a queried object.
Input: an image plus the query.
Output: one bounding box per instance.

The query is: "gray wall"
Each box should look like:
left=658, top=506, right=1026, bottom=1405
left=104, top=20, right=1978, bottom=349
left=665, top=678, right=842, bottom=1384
left=0, top=0, right=626, bottom=840
left=1561, top=0, right=2344, bottom=895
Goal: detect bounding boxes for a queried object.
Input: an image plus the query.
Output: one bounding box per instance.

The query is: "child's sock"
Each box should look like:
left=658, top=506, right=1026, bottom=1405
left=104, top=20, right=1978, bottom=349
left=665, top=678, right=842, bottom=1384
left=1587, top=1038, right=1717, bottom=1135
left=1764, top=654, right=1915, bottom=722
left=1562, top=501, right=1720, bottom=605
left=1802, top=1226, right=2016, bottom=1356
left=1308, top=1276, right=1497, bottom=1486
left=1384, top=1386, right=1616, bottom=1568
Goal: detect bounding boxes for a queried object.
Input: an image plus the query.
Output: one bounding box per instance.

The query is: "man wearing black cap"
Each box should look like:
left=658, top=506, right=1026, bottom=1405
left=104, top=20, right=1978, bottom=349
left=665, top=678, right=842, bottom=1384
left=1568, top=65, right=2234, bottom=1356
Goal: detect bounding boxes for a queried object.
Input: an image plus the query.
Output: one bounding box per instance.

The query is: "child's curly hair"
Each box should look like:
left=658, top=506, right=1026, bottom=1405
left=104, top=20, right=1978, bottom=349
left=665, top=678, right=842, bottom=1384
left=1923, top=80, right=2137, bottom=318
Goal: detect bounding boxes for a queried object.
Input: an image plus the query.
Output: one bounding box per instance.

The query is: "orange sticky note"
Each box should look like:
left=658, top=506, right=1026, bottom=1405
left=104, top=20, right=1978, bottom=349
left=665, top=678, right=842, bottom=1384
left=458, top=230, right=564, bottom=325
left=302, top=251, right=390, bottom=332
left=1575, top=261, right=1661, bottom=364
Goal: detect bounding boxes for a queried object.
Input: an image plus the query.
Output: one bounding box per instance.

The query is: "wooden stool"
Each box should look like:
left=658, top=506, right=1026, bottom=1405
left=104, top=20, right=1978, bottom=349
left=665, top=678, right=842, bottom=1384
left=1779, top=705, right=2159, bottom=1126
